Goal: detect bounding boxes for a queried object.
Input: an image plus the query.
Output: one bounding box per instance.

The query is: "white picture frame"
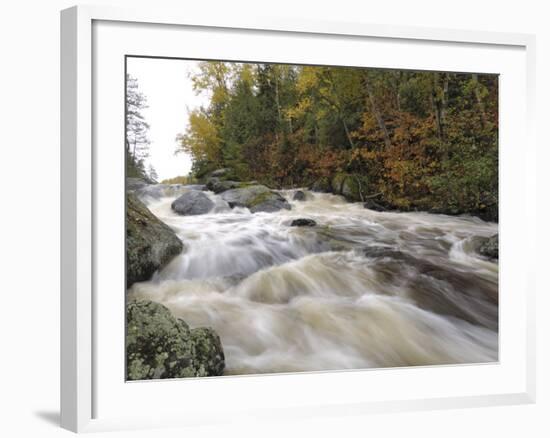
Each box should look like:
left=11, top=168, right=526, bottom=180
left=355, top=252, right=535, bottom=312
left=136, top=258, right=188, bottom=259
left=60, top=4, right=536, bottom=433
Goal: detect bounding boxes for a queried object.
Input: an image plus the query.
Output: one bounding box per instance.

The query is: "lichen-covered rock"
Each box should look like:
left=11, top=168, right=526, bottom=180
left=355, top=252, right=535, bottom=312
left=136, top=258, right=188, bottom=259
left=190, top=327, right=226, bottom=376
left=126, top=300, right=225, bottom=380
left=126, top=194, right=183, bottom=288
left=290, top=218, right=317, bottom=227
left=293, top=190, right=306, bottom=201
left=221, top=185, right=291, bottom=213
left=171, top=191, right=215, bottom=215
left=477, top=234, right=498, bottom=259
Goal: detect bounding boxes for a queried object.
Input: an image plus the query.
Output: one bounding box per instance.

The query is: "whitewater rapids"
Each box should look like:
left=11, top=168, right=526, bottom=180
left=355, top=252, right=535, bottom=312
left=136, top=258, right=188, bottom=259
left=128, top=186, right=498, bottom=375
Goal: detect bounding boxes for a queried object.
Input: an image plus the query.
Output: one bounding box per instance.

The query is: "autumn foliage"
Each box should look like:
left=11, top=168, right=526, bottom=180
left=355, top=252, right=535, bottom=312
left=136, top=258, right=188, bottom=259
left=178, top=62, right=498, bottom=220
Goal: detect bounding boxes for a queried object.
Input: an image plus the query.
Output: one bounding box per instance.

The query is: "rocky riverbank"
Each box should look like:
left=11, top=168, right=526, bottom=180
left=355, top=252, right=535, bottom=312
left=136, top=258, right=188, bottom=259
left=126, top=189, right=226, bottom=379
left=309, top=173, right=498, bottom=222
left=126, top=193, right=183, bottom=288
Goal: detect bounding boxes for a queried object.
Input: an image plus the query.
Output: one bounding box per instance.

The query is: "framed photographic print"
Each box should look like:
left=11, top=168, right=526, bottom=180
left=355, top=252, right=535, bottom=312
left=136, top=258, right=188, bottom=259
left=61, top=4, right=536, bottom=433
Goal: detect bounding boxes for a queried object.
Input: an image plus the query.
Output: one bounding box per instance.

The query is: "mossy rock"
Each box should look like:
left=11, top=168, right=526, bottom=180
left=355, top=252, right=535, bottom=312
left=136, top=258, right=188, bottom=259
left=126, top=193, right=184, bottom=288
left=205, top=178, right=242, bottom=194
left=310, top=176, right=332, bottom=193
left=126, top=300, right=225, bottom=380
left=220, top=185, right=291, bottom=213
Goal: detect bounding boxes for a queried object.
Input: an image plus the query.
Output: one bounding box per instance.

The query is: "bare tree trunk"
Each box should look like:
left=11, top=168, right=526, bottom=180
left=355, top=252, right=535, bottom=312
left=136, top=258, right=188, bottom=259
left=395, top=71, right=403, bottom=112
left=442, top=73, right=449, bottom=126
left=314, top=120, right=319, bottom=148
left=274, top=73, right=282, bottom=124
left=353, top=174, right=365, bottom=202
left=341, top=116, right=355, bottom=149
left=363, top=72, right=392, bottom=150
left=431, top=74, right=443, bottom=141
left=430, top=73, right=450, bottom=162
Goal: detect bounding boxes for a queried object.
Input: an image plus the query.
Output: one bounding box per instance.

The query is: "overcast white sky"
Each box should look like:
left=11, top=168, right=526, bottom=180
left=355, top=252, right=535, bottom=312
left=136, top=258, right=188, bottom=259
left=127, top=57, right=209, bottom=181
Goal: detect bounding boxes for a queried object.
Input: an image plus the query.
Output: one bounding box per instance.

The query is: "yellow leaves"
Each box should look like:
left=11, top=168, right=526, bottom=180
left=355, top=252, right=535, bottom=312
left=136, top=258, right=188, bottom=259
left=285, top=96, right=312, bottom=119
left=237, top=64, right=255, bottom=86
left=178, top=110, right=222, bottom=164
left=191, top=61, right=230, bottom=107
left=296, top=66, right=320, bottom=93
left=348, top=148, right=377, bottom=167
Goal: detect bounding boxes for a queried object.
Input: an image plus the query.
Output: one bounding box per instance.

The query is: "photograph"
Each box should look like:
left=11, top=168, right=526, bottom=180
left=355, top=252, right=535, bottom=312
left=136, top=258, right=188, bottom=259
left=125, top=57, right=499, bottom=380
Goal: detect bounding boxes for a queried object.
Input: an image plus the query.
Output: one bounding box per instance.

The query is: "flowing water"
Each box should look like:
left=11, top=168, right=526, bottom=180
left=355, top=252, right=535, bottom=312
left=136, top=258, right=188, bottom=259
left=128, top=186, right=498, bottom=375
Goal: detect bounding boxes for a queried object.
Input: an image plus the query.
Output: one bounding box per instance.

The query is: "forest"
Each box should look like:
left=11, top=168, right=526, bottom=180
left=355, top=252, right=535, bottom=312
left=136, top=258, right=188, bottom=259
left=174, top=62, right=498, bottom=221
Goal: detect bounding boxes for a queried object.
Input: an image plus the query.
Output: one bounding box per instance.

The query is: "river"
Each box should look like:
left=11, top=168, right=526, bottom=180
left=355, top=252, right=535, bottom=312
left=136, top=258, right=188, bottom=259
left=128, top=186, right=498, bottom=375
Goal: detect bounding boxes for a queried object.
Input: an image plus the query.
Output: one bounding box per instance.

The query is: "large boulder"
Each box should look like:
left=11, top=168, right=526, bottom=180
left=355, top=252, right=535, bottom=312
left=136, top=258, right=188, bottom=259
left=126, top=194, right=183, bottom=288
left=205, top=178, right=242, bottom=194
left=171, top=191, right=215, bottom=215
left=476, top=234, right=498, bottom=259
left=126, top=300, right=225, bottom=380
left=221, top=185, right=291, bottom=213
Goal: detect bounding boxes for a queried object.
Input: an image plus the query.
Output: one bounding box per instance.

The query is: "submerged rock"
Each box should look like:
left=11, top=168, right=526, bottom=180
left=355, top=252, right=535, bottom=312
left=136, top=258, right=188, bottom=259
left=126, top=194, right=183, bottom=288
left=363, top=198, right=387, bottom=212
left=290, top=218, right=317, bottom=227
left=126, top=300, right=225, bottom=380
left=250, top=197, right=291, bottom=213
left=361, top=246, right=498, bottom=329
left=477, top=234, right=499, bottom=260
left=363, top=246, right=408, bottom=261
left=221, top=185, right=291, bottom=213
left=171, top=191, right=215, bottom=215
left=293, top=190, right=306, bottom=201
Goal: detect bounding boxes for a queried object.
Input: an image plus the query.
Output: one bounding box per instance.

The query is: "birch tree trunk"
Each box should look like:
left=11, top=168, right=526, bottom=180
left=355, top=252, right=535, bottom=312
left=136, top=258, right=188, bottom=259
left=430, top=73, right=450, bottom=162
